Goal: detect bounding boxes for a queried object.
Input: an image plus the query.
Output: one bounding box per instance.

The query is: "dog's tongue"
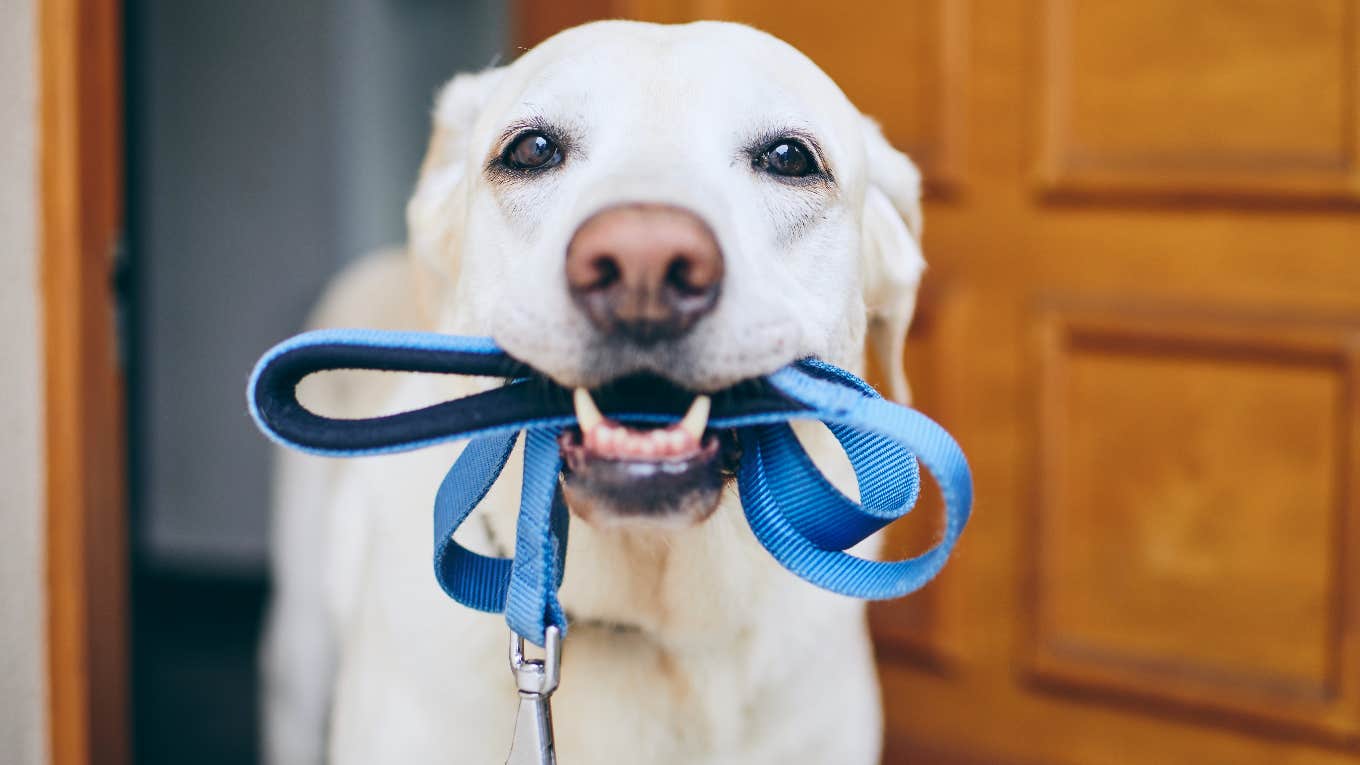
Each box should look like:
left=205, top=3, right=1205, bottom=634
left=573, top=388, right=709, bottom=461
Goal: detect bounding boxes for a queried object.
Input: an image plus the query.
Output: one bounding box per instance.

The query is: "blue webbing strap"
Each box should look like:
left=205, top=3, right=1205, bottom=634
left=248, top=328, right=973, bottom=646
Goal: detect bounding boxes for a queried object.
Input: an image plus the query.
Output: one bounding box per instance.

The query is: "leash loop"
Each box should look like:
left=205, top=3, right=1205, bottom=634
left=248, top=329, right=973, bottom=647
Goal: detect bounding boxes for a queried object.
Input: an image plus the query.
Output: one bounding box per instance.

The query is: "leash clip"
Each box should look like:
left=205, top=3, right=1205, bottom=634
left=505, top=626, right=561, bottom=765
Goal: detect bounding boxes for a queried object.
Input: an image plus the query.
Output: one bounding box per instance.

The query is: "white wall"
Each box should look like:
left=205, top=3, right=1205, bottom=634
left=0, top=0, right=48, bottom=763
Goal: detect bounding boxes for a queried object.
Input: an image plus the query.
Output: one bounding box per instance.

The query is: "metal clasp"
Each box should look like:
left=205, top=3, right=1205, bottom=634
left=505, top=625, right=561, bottom=765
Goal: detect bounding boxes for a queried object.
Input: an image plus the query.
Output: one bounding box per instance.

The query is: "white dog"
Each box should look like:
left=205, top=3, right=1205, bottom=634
left=263, top=20, right=925, bottom=764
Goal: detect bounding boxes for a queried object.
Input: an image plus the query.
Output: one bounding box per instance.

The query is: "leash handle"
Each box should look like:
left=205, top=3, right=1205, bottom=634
left=246, top=328, right=973, bottom=647
left=248, top=329, right=533, bottom=456
left=248, top=328, right=808, bottom=458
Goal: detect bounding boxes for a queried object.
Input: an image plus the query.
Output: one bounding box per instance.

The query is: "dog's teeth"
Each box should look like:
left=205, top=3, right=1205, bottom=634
left=593, top=424, right=615, bottom=453
left=679, top=395, right=710, bottom=442
left=574, top=387, right=604, bottom=434
left=574, top=390, right=710, bottom=460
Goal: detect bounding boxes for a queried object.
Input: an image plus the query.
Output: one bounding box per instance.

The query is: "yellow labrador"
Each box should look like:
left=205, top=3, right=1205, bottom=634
left=263, top=20, right=925, bottom=764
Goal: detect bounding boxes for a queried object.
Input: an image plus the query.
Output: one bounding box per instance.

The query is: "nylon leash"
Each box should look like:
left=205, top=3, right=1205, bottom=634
left=248, top=328, right=973, bottom=763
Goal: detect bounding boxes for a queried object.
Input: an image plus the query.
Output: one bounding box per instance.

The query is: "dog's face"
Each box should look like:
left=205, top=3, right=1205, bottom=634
left=409, top=21, right=924, bottom=529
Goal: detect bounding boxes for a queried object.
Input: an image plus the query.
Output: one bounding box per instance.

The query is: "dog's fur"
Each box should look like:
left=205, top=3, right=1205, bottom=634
left=263, top=20, right=925, bottom=764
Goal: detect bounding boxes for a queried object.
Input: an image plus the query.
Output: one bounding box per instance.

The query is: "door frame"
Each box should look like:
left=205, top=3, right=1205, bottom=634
left=41, top=1, right=129, bottom=763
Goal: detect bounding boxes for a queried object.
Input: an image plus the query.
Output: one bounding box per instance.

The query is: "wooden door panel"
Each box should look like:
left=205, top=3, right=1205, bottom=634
left=1037, top=0, right=1360, bottom=198
left=1032, top=307, right=1360, bottom=742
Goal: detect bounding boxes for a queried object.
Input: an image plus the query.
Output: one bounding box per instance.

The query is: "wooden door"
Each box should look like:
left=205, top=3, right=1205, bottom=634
left=41, top=0, right=129, bottom=763
left=517, top=2, right=1360, bottom=762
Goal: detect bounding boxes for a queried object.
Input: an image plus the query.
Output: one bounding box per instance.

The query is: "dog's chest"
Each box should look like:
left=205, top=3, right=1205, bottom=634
left=545, top=631, right=753, bottom=763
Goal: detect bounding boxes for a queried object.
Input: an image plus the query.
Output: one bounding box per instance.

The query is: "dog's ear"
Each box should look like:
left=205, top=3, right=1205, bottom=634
left=407, top=67, right=506, bottom=322
left=859, top=117, right=926, bottom=404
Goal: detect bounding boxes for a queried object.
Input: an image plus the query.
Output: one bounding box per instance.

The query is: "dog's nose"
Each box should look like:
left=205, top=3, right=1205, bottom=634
left=565, top=204, right=723, bottom=344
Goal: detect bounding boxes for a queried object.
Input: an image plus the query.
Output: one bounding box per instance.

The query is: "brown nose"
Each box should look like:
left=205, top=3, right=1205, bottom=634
left=565, top=204, right=723, bottom=344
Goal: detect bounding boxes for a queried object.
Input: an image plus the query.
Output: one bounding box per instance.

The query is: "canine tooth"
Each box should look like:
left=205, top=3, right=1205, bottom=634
left=679, top=395, right=711, bottom=442
left=591, top=425, right=613, bottom=452
left=574, top=388, right=604, bottom=434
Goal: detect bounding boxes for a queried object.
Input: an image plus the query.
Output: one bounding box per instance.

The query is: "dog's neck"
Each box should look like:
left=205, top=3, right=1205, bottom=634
left=476, top=512, right=645, bottom=636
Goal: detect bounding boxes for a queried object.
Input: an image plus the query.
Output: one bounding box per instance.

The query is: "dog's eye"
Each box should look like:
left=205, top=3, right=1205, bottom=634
left=756, top=139, right=819, bottom=178
left=503, top=132, right=563, bottom=171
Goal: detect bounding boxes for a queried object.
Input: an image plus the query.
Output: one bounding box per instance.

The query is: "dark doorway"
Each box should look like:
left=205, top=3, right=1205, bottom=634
left=123, top=3, right=506, bottom=761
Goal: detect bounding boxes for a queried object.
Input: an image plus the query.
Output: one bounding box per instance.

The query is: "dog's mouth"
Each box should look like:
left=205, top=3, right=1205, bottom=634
left=558, top=381, right=741, bottom=529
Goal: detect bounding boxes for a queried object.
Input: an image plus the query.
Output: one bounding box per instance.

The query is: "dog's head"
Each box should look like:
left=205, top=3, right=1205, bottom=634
left=409, top=20, right=924, bottom=530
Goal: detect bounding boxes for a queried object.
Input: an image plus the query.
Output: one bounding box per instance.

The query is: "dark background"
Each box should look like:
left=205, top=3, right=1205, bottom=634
left=124, top=2, right=506, bottom=761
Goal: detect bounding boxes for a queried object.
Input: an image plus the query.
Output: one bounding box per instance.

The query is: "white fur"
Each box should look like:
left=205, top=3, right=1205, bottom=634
left=263, top=20, right=924, bottom=764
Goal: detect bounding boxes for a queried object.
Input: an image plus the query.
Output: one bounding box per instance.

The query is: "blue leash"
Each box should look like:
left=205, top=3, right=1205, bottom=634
left=248, top=328, right=972, bottom=647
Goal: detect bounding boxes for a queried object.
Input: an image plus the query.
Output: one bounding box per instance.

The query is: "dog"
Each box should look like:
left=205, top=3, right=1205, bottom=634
left=262, top=19, right=925, bottom=764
